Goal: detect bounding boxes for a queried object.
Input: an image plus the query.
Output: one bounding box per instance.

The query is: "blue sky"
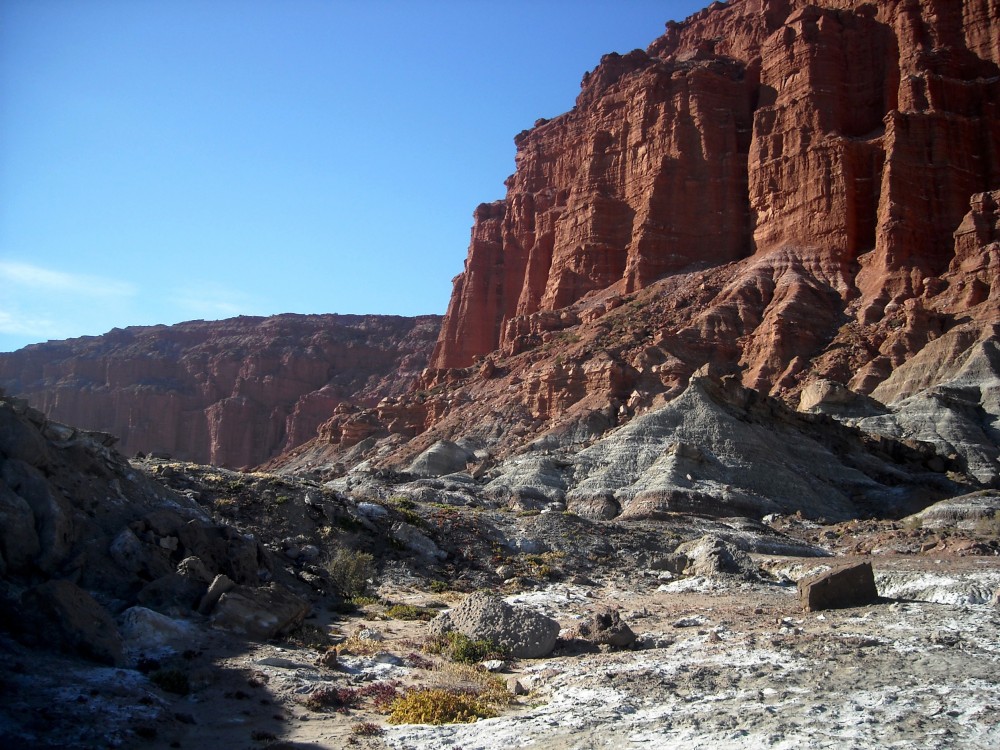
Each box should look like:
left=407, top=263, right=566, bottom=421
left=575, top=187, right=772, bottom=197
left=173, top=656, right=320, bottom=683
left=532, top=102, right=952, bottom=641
left=0, top=0, right=707, bottom=352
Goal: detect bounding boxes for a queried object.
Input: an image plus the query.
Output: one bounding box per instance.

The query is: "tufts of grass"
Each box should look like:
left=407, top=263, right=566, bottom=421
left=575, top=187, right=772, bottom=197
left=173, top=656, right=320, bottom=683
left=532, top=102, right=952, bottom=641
left=423, top=631, right=506, bottom=665
left=384, top=604, right=437, bottom=621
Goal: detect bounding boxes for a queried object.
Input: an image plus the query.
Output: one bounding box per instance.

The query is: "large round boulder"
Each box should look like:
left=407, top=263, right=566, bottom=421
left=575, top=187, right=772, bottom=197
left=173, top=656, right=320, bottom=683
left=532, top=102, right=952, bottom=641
left=428, top=592, right=560, bottom=659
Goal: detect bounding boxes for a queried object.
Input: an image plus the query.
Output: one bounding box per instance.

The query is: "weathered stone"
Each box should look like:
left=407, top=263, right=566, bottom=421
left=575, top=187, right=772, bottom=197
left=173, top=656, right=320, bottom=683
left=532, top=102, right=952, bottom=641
left=428, top=592, right=560, bottom=659
left=210, top=584, right=310, bottom=639
left=391, top=521, right=446, bottom=560
left=570, top=607, right=636, bottom=649
left=506, top=677, right=527, bottom=696
left=197, top=573, right=236, bottom=615
left=176, top=520, right=261, bottom=585
left=798, top=561, right=879, bottom=612
left=21, top=580, right=123, bottom=665
left=119, top=606, right=198, bottom=659
left=676, top=534, right=759, bottom=580
left=1, top=459, right=74, bottom=573
left=109, top=527, right=174, bottom=581
left=406, top=440, right=474, bottom=477
left=0, top=400, right=51, bottom=466
left=136, top=572, right=208, bottom=615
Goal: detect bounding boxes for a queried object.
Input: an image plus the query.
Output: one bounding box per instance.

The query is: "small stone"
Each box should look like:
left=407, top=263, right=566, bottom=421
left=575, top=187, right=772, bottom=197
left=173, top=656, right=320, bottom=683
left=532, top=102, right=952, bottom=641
left=506, top=677, right=527, bottom=696
left=317, top=648, right=338, bottom=669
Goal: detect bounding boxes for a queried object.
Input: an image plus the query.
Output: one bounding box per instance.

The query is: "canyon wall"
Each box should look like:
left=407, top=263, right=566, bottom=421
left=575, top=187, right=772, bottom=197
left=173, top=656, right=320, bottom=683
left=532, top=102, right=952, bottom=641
left=0, top=314, right=440, bottom=468
left=430, top=0, right=1000, bottom=391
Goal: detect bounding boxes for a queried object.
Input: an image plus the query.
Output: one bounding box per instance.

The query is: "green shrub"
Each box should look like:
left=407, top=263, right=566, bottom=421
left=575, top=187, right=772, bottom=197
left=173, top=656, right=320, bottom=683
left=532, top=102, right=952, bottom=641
left=384, top=604, right=437, bottom=621
left=387, top=689, right=495, bottom=725
left=326, top=547, right=375, bottom=598
left=423, top=631, right=505, bottom=664
left=428, top=580, right=449, bottom=594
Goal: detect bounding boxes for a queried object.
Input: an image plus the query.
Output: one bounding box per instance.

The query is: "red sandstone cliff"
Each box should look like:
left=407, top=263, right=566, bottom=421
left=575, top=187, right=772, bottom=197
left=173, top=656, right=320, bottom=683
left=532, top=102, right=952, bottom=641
left=0, top=314, right=440, bottom=468
left=431, top=0, right=999, bottom=380
left=278, top=0, right=999, bottom=473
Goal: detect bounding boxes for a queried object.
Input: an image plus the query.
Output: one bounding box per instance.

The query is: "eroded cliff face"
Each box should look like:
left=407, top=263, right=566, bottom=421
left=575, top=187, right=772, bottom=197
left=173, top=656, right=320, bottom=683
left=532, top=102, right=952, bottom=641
left=272, top=0, right=999, bottom=476
left=0, top=314, right=440, bottom=468
left=430, top=0, right=999, bottom=388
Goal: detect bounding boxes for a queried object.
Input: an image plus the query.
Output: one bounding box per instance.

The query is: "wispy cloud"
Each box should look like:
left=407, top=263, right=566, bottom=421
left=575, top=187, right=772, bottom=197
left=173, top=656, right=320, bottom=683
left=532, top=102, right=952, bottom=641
left=0, top=308, right=60, bottom=337
left=168, top=282, right=253, bottom=319
left=0, top=261, right=137, bottom=298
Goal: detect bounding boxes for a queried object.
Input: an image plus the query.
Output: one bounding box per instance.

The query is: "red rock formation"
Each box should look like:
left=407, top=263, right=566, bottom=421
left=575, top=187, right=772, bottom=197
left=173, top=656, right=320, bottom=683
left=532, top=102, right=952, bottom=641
left=430, top=0, right=1000, bottom=390
left=0, top=314, right=440, bottom=468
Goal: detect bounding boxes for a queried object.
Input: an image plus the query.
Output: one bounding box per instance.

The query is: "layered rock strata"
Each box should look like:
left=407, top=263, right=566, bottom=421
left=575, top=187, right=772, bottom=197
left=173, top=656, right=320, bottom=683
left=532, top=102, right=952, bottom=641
left=0, top=314, right=440, bottom=468
left=429, top=0, right=999, bottom=406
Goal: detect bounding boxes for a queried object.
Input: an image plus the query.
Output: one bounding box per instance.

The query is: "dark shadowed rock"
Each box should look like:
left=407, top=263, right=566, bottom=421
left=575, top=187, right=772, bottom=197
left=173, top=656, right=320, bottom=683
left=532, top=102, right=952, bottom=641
left=799, top=561, right=879, bottom=612
left=210, top=583, right=310, bottom=639
left=20, top=580, right=124, bottom=665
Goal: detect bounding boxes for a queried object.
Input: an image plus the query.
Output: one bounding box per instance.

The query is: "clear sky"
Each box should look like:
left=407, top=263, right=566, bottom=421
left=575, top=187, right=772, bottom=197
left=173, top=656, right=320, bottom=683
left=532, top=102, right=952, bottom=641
left=0, top=0, right=708, bottom=352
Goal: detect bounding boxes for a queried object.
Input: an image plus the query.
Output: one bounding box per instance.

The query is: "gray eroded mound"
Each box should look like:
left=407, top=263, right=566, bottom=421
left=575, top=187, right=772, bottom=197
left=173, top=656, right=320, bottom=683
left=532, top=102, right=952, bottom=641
left=482, top=375, right=960, bottom=522
left=861, top=329, right=1000, bottom=485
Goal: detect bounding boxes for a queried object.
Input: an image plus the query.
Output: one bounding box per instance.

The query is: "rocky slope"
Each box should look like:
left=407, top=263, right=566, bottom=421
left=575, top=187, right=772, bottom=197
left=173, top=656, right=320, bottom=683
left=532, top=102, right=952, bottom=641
left=0, top=314, right=440, bottom=468
left=279, top=0, right=999, bottom=490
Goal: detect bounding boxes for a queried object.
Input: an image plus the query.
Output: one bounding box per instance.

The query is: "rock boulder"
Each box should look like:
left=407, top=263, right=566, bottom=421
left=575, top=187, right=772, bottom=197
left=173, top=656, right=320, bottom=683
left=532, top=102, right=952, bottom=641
left=429, top=592, right=560, bottom=659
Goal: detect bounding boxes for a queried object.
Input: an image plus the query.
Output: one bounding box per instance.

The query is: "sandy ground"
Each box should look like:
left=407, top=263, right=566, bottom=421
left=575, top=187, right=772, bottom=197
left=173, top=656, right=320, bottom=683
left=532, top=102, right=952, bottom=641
left=4, top=554, right=997, bottom=750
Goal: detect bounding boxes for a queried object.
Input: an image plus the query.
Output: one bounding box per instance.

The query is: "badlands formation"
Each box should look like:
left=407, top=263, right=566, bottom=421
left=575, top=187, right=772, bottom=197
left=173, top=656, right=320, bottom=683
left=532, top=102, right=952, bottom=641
left=2, top=0, right=1000, bottom=748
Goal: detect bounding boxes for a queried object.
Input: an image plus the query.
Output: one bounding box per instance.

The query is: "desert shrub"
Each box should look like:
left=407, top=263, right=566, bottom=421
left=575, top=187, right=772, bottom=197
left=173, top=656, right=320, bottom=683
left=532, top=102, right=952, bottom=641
left=358, top=681, right=400, bottom=710
left=326, top=547, right=375, bottom=598
left=388, top=496, right=426, bottom=527
left=404, top=652, right=434, bottom=670
left=351, top=721, right=383, bottom=736
left=434, top=663, right=511, bottom=707
left=428, top=580, right=449, bottom=594
left=385, top=604, right=437, bottom=621
left=149, top=668, right=190, bottom=695
left=423, top=631, right=506, bottom=664
left=284, top=623, right=335, bottom=650
left=303, top=685, right=361, bottom=712
left=387, top=688, right=495, bottom=725
left=339, top=634, right=389, bottom=657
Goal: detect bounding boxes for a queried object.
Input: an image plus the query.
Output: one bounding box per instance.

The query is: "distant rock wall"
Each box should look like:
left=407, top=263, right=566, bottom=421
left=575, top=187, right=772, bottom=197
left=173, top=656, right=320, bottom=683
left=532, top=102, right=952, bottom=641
left=0, top=314, right=441, bottom=468
left=430, top=0, right=1000, bottom=387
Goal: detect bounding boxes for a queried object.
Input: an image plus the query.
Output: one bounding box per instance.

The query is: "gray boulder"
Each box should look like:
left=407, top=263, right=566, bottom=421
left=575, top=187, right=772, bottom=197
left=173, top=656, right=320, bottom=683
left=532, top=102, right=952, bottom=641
left=428, top=592, right=560, bottom=659
left=407, top=440, right=474, bottom=478
left=210, top=583, right=309, bottom=639
left=119, top=606, right=198, bottom=661
left=676, top=534, right=759, bottom=579
left=391, top=521, right=446, bottom=560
